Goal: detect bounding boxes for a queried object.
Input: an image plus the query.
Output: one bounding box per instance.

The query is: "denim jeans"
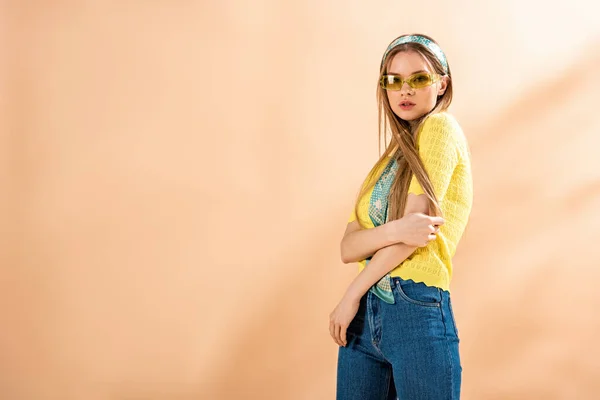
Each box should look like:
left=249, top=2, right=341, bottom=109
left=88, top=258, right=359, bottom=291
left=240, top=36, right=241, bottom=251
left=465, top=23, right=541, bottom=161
left=336, top=277, right=462, bottom=400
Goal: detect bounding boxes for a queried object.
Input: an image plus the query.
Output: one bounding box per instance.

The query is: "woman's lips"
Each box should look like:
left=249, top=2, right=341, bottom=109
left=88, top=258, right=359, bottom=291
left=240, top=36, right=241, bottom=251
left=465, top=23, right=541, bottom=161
left=399, top=102, right=415, bottom=110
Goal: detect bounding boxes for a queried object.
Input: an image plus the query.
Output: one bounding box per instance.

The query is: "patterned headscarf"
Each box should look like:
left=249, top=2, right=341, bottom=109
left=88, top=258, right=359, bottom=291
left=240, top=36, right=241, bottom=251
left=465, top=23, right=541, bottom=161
left=381, top=34, right=449, bottom=74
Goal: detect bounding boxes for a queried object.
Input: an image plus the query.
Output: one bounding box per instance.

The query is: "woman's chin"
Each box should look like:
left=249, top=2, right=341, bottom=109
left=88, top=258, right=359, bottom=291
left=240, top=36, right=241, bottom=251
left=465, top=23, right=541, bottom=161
left=393, top=109, right=420, bottom=121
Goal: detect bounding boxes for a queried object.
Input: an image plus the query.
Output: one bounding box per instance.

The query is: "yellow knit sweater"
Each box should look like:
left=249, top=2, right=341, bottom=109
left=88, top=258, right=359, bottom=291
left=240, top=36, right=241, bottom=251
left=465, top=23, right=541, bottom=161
left=348, top=112, right=473, bottom=292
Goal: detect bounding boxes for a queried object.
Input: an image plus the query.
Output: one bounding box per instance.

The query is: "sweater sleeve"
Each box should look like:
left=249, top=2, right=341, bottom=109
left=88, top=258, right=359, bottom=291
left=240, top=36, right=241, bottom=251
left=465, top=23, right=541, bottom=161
left=408, top=113, right=460, bottom=202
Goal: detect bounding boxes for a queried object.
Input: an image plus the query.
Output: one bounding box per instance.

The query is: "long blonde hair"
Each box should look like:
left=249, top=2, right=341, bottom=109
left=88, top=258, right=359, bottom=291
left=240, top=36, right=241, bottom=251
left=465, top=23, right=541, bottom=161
left=354, top=34, right=453, bottom=228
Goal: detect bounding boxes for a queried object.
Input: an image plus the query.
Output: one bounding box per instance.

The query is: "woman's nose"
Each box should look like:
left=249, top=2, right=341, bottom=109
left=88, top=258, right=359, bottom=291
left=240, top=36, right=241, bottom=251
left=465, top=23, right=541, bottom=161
left=400, top=82, right=413, bottom=95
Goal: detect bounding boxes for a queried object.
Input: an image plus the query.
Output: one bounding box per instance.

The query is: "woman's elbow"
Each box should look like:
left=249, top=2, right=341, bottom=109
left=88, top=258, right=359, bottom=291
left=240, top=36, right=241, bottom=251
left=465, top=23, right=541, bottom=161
left=340, top=241, right=352, bottom=264
left=341, top=254, right=352, bottom=264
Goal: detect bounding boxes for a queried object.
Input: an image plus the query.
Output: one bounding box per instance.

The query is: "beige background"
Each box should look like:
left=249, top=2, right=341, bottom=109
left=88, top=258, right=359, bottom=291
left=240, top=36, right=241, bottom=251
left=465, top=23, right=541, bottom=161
left=2, top=1, right=600, bottom=399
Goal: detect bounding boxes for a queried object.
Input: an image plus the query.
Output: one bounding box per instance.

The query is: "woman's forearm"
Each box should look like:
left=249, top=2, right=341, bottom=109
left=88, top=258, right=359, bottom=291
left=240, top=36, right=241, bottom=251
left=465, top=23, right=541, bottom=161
left=344, top=243, right=417, bottom=300
left=340, top=223, right=400, bottom=264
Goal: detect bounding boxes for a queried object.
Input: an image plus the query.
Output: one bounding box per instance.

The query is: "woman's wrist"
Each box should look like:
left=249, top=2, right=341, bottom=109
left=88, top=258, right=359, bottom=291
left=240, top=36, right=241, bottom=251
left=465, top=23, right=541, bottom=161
left=344, top=280, right=368, bottom=302
left=383, top=218, right=406, bottom=245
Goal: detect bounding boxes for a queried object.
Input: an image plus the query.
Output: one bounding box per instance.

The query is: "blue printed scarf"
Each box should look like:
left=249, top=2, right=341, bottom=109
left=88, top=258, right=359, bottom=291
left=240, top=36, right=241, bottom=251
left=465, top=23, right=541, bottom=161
left=366, top=157, right=399, bottom=304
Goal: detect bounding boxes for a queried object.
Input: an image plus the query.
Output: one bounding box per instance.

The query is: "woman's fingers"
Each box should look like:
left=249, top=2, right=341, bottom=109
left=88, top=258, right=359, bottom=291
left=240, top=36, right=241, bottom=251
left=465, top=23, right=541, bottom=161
left=340, top=325, right=347, bottom=347
left=430, top=216, right=445, bottom=226
left=330, top=312, right=342, bottom=346
left=334, top=323, right=342, bottom=346
left=329, top=316, right=336, bottom=342
left=420, top=233, right=436, bottom=246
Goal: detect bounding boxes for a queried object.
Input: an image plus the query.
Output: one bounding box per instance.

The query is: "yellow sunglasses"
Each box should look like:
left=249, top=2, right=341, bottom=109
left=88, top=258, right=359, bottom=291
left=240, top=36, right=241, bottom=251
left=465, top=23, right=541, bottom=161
left=380, top=72, right=441, bottom=90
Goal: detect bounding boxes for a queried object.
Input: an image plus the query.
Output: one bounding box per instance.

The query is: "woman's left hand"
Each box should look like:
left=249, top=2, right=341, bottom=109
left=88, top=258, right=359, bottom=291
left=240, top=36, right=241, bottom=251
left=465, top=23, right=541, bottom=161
left=329, top=293, right=361, bottom=347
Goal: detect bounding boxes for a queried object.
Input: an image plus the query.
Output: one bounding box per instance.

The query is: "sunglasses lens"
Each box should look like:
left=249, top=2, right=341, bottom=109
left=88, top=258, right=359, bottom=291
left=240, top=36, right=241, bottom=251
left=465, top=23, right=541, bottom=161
left=409, top=73, right=434, bottom=88
left=381, top=75, right=403, bottom=90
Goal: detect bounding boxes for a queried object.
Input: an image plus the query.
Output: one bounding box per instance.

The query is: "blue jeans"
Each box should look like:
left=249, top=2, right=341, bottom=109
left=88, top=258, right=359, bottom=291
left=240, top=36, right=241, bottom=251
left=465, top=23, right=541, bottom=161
left=336, top=277, right=462, bottom=400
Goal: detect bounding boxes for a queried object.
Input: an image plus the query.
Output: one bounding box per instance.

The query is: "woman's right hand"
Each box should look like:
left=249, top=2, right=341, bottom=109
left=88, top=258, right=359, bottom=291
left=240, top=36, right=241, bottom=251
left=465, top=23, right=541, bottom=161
left=389, top=213, right=444, bottom=247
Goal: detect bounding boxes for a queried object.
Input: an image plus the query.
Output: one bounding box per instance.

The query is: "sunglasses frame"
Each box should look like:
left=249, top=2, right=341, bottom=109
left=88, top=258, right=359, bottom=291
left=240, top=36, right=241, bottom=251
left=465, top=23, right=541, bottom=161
left=380, top=72, right=442, bottom=91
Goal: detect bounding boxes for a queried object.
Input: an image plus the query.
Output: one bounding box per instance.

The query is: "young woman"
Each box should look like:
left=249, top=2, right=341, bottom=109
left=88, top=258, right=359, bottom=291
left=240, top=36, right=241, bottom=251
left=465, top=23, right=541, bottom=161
left=330, top=34, right=473, bottom=400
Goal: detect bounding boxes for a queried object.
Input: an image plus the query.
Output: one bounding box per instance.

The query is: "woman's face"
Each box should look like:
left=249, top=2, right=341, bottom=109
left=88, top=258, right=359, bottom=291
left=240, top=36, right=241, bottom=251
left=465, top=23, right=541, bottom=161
left=385, top=50, right=448, bottom=123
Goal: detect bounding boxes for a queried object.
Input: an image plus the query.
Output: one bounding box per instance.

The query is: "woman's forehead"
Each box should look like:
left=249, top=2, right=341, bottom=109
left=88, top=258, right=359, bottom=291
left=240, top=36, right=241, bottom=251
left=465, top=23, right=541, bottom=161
left=387, top=50, right=433, bottom=75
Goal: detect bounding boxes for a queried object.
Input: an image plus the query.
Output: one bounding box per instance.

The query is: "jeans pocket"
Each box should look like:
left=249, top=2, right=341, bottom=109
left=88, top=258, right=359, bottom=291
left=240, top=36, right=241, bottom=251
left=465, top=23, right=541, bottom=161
left=394, top=278, right=442, bottom=307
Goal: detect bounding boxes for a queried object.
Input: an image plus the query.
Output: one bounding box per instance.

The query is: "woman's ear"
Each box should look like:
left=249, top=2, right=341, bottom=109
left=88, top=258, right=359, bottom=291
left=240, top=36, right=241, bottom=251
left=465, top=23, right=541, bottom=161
left=437, top=75, right=449, bottom=96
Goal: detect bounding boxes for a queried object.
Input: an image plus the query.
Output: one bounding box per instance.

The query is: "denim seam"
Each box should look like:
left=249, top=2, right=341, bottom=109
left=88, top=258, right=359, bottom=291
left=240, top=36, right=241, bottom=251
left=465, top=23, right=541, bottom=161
left=441, top=297, right=455, bottom=399
left=448, top=297, right=459, bottom=337
left=445, top=336, right=455, bottom=399
left=366, top=291, right=392, bottom=363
